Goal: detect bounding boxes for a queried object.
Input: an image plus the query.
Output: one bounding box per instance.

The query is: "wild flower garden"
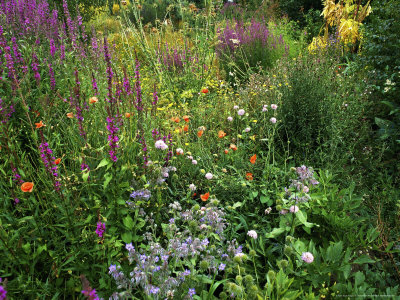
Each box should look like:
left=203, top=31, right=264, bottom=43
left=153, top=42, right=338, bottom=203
left=0, top=0, right=399, bottom=299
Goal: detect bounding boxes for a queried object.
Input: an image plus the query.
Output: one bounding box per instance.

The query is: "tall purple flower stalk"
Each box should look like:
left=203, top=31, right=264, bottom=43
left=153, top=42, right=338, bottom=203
left=151, top=84, right=158, bottom=116
left=39, top=133, right=61, bottom=192
left=106, top=116, right=120, bottom=162
left=0, top=98, right=15, bottom=124
left=91, top=73, right=98, bottom=95
left=95, top=222, right=105, bottom=238
left=71, top=69, right=87, bottom=139
left=31, top=52, right=40, bottom=84
left=104, top=37, right=120, bottom=163
left=48, top=63, right=56, bottom=90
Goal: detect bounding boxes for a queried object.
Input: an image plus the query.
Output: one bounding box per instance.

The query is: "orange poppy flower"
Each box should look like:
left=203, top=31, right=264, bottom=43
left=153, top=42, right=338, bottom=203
left=224, top=149, right=229, bottom=154
left=200, top=192, right=210, bottom=201
left=35, top=120, right=45, bottom=129
left=54, top=158, right=61, bottom=165
left=230, top=144, right=237, bottom=151
left=66, top=112, right=74, bottom=119
left=245, top=172, right=253, bottom=181
left=197, top=130, right=204, bottom=137
left=250, top=154, right=257, bottom=164
left=21, top=182, right=34, bottom=192
left=89, top=97, right=98, bottom=104
left=125, top=112, right=131, bottom=118
left=183, top=124, right=189, bottom=132
left=218, top=130, right=226, bottom=138
left=183, top=115, right=190, bottom=123
left=171, top=117, right=180, bottom=123
left=201, top=88, right=209, bottom=94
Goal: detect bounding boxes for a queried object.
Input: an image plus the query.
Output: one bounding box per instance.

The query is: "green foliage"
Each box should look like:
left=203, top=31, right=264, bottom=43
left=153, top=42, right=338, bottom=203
left=51, top=0, right=107, bottom=21
left=278, top=0, right=323, bottom=26
left=359, top=0, right=400, bottom=163
left=275, top=50, right=372, bottom=166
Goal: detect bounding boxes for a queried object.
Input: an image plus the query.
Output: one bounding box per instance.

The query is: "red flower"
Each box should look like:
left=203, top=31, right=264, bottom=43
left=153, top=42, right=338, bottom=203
left=200, top=192, right=210, bottom=201
left=250, top=154, right=257, bottom=164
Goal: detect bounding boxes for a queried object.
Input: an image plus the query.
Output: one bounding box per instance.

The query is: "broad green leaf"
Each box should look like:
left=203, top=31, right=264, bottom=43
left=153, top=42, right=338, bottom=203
left=266, top=227, right=286, bottom=239
left=123, top=215, right=134, bottom=230
left=260, top=195, right=271, bottom=204
left=121, top=232, right=132, bottom=244
left=96, top=158, right=110, bottom=169
left=296, top=211, right=315, bottom=228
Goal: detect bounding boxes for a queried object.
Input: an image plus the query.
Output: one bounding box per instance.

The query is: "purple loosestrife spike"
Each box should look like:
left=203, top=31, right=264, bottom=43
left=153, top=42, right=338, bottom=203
left=39, top=134, right=61, bottom=192
left=91, top=73, right=98, bottom=95
left=106, top=116, right=120, bottom=162
left=49, top=38, right=56, bottom=57
left=104, top=37, right=115, bottom=105
left=48, top=63, right=56, bottom=90
left=95, top=222, right=105, bottom=238
left=31, top=53, right=40, bottom=84
left=71, top=69, right=87, bottom=139
left=151, top=84, right=158, bottom=116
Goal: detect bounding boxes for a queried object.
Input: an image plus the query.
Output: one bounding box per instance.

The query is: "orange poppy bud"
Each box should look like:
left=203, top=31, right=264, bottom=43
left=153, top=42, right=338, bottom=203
left=197, top=130, right=204, bottom=137
left=125, top=112, right=131, bottom=118
left=21, top=182, right=34, bottom=192
left=200, top=192, right=210, bottom=201
left=183, top=115, right=190, bottom=123
left=89, top=97, right=98, bottom=104
left=250, top=154, right=257, bottom=164
left=174, top=117, right=180, bottom=123
left=54, top=158, right=61, bottom=165
left=201, top=88, right=209, bottom=94
left=224, top=149, right=229, bottom=154
left=230, top=144, right=237, bottom=151
left=183, top=124, right=189, bottom=132
left=218, top=130, right=226, bottom=138
left=245, top=172, right=253, bottom=181
left=35, top=120, right=45, bottom=129
left=66, top=112, right=74, bottom=118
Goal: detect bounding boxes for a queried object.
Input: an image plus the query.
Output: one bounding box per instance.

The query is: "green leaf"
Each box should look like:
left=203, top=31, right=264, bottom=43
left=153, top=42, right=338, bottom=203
left=260, top=195, right=272, bottom=205
left=123, top=215, right=134, bottom=230
left=326, top=241, right=343, bottom=263
left=296, top=211, right=315, bottom=228
left=353, top=255, right=375, bottom=264
left=82, top=171, right=90, bottom=182
left=103, top=173, right=113, bottom=189
left=232, top=202, right=242, bottom=209
left=96, top=158, right=111, bottom=170
left=121, top=232, right=132, bottom=244
left=266, top=227, right=286, bottom=239
left=354, top=271, right=365, bottom=287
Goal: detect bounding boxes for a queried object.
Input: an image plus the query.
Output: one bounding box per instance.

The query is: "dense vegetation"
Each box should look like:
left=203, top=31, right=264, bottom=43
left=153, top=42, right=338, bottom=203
left=0, top=0, right=399, bottom=299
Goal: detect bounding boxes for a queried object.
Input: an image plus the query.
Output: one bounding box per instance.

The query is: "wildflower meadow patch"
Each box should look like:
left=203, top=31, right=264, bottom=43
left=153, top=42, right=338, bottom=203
left=0, top=0, right=399, bottom=299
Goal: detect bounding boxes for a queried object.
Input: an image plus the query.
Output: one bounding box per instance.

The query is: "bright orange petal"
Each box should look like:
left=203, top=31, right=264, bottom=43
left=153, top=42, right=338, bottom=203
left=250, top=154, right=257, bottom=164
left=200, top=192, right=210, bottom=201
